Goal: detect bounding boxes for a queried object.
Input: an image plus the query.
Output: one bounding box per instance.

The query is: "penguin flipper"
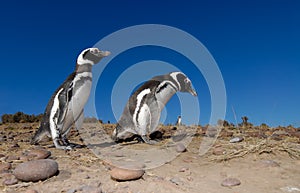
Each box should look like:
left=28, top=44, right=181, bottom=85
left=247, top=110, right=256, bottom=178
left=56, top=86, right=70, bottom=126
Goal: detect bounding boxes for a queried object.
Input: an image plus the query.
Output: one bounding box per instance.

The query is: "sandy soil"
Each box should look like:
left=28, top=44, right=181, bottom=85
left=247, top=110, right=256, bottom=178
left=0, top=123, right=300, bottom=193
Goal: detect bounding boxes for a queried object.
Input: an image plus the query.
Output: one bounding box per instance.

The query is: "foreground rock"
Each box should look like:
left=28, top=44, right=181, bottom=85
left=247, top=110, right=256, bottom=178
left=110, top=166, right=145, bottom=181
left=13, top=159, right=58, bottom=182
left=221, top=177, right=241, bottom=187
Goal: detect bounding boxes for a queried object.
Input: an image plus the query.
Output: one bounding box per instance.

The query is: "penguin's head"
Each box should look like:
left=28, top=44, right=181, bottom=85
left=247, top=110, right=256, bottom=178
left=77, top=48, right=110, bottom=65
left=170, top=72, right=197, bottom=96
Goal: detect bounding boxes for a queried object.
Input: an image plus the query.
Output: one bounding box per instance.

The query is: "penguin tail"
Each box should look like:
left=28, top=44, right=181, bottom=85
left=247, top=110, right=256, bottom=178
left=30, top=124, right=51, bottom=145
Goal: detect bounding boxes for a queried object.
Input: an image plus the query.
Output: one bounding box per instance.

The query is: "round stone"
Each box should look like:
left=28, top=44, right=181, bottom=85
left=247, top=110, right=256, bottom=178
left=176, top=143, right=187, bottom=153
left=13, top=159, right=58, bottom=182
left=229, top=137, right=244, bottom=143
left=221, top=177, right=241, bottom=187
left=110, top=167, right=144, bottom=181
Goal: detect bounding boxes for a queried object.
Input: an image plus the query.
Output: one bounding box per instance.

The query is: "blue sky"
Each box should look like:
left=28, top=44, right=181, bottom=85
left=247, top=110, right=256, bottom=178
left=0, top=1, right=299, bottom=127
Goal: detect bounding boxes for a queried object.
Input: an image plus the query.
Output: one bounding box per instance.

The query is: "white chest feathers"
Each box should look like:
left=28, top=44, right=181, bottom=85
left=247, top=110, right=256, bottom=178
left=69, top=72, right=92, bottom=117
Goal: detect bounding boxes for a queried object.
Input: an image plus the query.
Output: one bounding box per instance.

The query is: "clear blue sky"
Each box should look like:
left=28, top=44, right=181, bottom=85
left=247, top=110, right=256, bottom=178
left=0, top=0, right=299, bottom=127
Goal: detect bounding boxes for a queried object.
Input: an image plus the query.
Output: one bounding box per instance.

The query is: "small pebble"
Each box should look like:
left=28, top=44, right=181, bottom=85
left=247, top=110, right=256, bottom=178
left=13, top=159, right=58, bottom=182
left=110, top=167, right=144, bottom=181
left=11, top=143, right=20, bottom=148
left=25, top=149, right=51, bottom=160
left=4, top=177, right=18, bottom=185
left=260, top=160, right=280, bottom=167
left=179, top=167, right=189, bottom=172
left=0, top=163, right=11, bottom=173
left=229, top=136, right=244, bottom=143
left=221, top=177, right=241, bottom=187
left=176, top=143, right=187, bottom=153
left=213, top=147, right=225, bottom=155
left=0, top=136, right=5, bottom=142
left=66, top=189, right=76, bottom=193
left=1, top=173, right=18, bottom=186
left=5, top=155, right=20, bottom=162
left=170, top=177, right=184, bottom=186
left=24, top=190, right=39, bottom=193
left=79, top=185, right=102, bottom=193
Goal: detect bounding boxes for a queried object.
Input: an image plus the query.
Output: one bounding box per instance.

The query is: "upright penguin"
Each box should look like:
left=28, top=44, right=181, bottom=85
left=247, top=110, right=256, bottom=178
left=111, top=72, right=197, bottom=144
left=31, top=48, right=110, bottom=150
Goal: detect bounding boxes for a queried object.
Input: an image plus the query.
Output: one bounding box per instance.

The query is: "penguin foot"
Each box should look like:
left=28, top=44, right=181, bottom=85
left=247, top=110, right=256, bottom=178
left=55, top=144, right=73, bottom=150
left=61, top=137, right=85, bottom=148
left=54, top=138, right=73, bottom=150
left=69, top=143, right=85, bottom=148
left=141, top=135, right=158, bottom=145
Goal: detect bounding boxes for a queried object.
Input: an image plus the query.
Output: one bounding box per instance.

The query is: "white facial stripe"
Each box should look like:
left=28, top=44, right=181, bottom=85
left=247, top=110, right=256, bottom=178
left=49, top=88, right=64, bottom=138
left=77, top=48, right=93, bottom=65
left=133, top=88, right=151, bottom=127
left=170, top=72, right=181, bottom=90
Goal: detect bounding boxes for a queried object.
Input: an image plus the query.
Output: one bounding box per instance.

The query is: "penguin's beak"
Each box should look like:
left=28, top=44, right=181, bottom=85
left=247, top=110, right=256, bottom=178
left=99, top=50, right=111, bottom=57
left=189, top=88, right=197, bottom=96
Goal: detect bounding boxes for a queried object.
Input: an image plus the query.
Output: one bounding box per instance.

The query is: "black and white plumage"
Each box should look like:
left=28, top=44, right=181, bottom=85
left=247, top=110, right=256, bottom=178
left=111, top=72, right=197, bottom=144
left=31, top=48, right=110, bottom=150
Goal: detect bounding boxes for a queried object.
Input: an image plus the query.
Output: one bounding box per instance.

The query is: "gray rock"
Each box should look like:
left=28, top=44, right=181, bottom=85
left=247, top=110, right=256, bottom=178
left=260, top=160, right=280, bottom=167
left=170, top=177, right=184, bottom=186
left=176, top=143, right=187, bottom=153
left=230, top=136, right=244, bottom=143
left=79, top=185, right=102, bottom=193
left=66, top=189, right=76, bottom=193
left=221, top=177, right=241, bottom=187
left=13, top=159, right=58, bottom=182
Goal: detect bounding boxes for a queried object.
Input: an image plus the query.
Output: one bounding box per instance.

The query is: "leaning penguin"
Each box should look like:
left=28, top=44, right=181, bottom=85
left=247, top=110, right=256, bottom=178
left=111, top=72, right=197, bottom=144
left=31, top=48, right=110, bottom=150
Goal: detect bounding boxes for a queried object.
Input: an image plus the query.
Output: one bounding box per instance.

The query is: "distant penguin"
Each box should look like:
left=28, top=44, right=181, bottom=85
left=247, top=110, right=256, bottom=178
left=111, top=72, right=197, bottom=144
left=31, top=48, right=110, bottom=150
left=176, top=116, right=182, bottom=126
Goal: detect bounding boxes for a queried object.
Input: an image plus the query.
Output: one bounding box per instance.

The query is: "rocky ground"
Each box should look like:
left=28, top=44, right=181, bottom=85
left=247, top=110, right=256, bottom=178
left=0, top=122, right=300, bottom=193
